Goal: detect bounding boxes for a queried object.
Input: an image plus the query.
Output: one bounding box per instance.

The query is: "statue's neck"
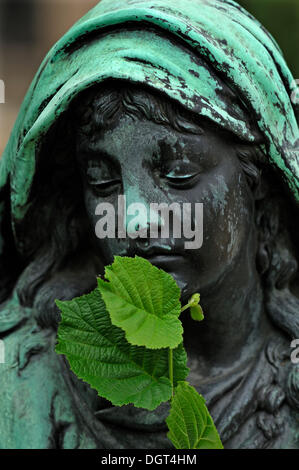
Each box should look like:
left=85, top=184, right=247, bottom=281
left=182, top=248, right=271, bottom=378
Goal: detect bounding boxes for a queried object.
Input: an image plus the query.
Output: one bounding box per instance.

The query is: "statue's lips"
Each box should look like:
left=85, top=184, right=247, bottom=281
left=145, top=254, right=185, bottom=270
left=146, top=254, right=188, bottom=292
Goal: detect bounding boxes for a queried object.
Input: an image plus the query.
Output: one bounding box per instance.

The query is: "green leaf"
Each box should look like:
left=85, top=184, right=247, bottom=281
left=166, top=381, right=223, bottom=449
left=97, top=255, right=183, bottom=349
left=183, top=293, right=204, bottom=322
left=188, top=293, right=201, bottom=306
left=55, top=289, right=189, bottom=411
left=190, top=305, right=204, bottom=322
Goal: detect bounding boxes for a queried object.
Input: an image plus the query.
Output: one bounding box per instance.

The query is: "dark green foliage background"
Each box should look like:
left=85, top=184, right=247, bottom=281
left=238, top=0, right=299, bottom=77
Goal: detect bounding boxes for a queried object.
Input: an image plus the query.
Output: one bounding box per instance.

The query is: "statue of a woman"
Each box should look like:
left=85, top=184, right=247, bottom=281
left=0, top=0, right=298, bottom=449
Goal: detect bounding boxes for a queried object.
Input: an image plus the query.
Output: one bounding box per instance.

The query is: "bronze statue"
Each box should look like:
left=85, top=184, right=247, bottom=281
left=0, top=0, right=298, bottom=449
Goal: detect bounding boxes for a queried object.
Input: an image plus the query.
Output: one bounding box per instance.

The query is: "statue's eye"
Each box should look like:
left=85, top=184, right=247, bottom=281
left=89, top=178, right=122, bottom=195
left=86, top=167, right=121, bottom=195
left=162, top=161, right=201, bottom=189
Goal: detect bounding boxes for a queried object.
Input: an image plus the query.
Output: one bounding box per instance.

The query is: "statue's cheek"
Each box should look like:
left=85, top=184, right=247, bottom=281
left=199, top=171, right=253, bottom=261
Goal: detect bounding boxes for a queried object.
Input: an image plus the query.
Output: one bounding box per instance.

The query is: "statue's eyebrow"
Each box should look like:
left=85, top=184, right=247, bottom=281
left=77, top=144, right=117, bottom=164
left=76, top=146, right=122, bottom=178
left=157, top=136, right=200, bottom=162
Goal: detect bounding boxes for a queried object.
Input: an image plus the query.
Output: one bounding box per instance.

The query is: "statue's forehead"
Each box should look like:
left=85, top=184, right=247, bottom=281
left=79, top=129, right=178, bottom=170
left=76, top=115, right=229, bottom=176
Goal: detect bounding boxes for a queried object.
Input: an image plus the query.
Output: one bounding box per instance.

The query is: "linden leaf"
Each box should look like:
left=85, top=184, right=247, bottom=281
left=166, top=381, right=224, bottom=449
left=190, top=304, right=204, bottom=322
left=97, top=256, right=183, bottom=349
left=183, top=293, right=204, bottom=322
left=189, top=293, right=201, bottom=306
left=55, top=289, right=189, bottom=411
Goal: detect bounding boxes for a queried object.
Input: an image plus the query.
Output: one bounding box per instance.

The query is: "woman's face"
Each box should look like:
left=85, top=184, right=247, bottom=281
left=76, top=111, right=256, bottom=302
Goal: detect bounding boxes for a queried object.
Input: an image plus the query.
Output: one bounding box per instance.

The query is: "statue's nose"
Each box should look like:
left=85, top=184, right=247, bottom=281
left=123, top=183, right=164, bottom=236
left=125, top=206, right=162, bottom=240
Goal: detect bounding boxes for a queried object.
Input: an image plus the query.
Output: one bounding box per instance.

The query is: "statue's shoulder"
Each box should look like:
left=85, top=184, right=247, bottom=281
left=0, top=292, right=31, bottom=337
left=0, top=292, right=97, bottom=449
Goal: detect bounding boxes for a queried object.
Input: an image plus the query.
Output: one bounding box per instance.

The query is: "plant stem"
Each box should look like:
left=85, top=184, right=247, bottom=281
left=169, top=348, right=174, bottom=398
left=180, top=294, right=201, bottom=315
left=180, top=304, right=190, bottom=313
left=168, top=302, right=194, bottom=400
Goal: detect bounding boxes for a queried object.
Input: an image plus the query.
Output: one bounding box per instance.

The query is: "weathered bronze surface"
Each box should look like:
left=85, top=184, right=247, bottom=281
left=0, top=0, right=298, bottom=449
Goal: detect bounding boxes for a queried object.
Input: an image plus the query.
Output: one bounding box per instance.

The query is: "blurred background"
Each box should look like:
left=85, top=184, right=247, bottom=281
left=0, top=0, right=298, bottom=155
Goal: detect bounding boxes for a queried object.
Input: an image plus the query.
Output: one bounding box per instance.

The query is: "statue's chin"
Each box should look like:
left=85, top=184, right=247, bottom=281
left=171, top=273, right=188, bottom=298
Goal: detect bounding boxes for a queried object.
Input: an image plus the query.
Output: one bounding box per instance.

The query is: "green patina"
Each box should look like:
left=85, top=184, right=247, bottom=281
left=0, top=0, right=298, bottom=450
